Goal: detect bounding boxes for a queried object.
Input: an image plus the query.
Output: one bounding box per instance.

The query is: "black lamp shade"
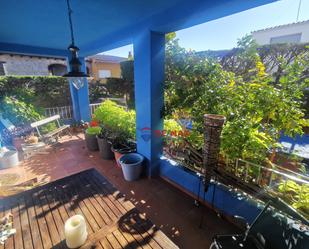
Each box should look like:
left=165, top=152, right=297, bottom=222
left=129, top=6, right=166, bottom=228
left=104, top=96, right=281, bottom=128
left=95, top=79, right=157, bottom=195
left=63, top=45, right=88, bottom=78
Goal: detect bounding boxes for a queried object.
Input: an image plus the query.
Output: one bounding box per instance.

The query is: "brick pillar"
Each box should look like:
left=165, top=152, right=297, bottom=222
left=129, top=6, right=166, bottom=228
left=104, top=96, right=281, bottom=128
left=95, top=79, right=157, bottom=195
left=203, top=114, right=226, bottom=191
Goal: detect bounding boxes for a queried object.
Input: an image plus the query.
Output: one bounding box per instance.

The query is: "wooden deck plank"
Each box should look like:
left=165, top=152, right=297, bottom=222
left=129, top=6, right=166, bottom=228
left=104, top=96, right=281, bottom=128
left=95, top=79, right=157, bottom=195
left=36, top=190, right=61, bottom=247
left=100, top=237, right=113, bottom=249
left=18, top=197, right=34, bottom=249
left=50, top=184, right=103, bottom=249
left=10, top=199, right=23, bottom=249
left=81, top=175, right=120, bottom=221
left=56, top=176, right=96, bottom=234
left=77, top=175, right=114, bottom=224
left=86, top=171, right=172, bottom=249
left=3, top=200, right=14, bottom=249
left=84, top=173, right=124, bottom=218
left=31, top=191, right=53, bottom=249
left=93, top=178, right=162, bottom=248
left=0, top=200, right=5, bottom=249
left=112, top=229, right=134, bottom=249
left=106, top=232, right=122, bottom=249
left=24, top=195, right=44, bottom=249
left=67, top=177, right=101, bottom=232
left=111, top=187, right=177, bottom=249
left=71, top=177, right=106, bottom=228
left=0, top=169, right=178, bottom=249
left=43, top=188, right=66, bottom=242
left=84, top=172, right=133, bottom=221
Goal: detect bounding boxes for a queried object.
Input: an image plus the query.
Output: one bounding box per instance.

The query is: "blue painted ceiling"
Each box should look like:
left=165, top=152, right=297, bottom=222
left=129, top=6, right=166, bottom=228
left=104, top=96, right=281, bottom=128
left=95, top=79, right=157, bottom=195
left=0, top=0, right=276, bottom=57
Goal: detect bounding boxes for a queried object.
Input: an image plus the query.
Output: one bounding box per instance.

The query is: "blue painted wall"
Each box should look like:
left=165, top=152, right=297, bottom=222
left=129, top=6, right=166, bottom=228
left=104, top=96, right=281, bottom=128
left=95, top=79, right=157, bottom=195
left=134, top=31, right=165, bottom=177
left=160, top=156, right=262, bottom=223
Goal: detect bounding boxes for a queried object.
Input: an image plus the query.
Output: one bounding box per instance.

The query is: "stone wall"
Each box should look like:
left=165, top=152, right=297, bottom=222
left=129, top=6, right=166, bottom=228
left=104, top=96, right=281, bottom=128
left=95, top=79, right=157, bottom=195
left=0, top=54, right=67, bottom=76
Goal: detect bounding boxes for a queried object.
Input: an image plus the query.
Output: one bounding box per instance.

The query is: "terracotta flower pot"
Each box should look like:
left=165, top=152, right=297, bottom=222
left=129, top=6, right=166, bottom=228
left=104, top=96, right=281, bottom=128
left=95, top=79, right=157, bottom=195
left=112, top=150, right=123, bottom=168
left=111, top=143, right=136, bottom=168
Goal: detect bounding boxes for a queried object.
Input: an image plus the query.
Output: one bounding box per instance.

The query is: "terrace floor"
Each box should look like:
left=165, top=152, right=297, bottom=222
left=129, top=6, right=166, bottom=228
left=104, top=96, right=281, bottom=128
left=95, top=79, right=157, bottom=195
left=0, top=134, right=238, bottom=248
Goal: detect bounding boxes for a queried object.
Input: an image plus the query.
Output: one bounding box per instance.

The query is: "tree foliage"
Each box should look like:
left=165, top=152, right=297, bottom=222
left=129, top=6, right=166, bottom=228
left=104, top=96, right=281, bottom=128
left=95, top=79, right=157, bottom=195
left=106, top=60, right=135, bottom=108
left=0, top=76, right=71, bottom=107
left=165, top=38, right=309, bottom=163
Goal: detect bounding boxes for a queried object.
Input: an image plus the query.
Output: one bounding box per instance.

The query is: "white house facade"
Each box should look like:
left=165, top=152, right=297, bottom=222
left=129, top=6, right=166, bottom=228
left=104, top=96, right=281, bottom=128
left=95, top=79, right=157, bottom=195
left=252, top=20, right=309, bottom=45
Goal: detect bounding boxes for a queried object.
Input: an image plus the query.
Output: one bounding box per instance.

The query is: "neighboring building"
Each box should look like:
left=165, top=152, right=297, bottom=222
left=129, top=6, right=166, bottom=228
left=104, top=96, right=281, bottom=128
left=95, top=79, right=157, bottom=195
left=86, top=54, right=127, bottom=83
left=252, top=20, right=309, bottom=45
left=0, top=53, right=127, bottom=83
left=0, top=54, right=67, bottom=76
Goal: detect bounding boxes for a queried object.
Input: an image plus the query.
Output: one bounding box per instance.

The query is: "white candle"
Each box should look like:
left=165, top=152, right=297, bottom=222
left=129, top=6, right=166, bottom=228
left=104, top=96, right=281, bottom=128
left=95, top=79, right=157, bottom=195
left=64, top=215, right=88, bottom=248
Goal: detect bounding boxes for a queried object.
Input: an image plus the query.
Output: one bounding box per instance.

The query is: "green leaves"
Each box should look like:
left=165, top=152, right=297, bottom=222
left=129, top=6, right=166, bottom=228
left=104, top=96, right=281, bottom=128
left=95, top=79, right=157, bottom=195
left=85, top=126, right=102, bottom=135
left=278, top=180, right=309, bottom=218
left=0, top=96, right=42, bottom=126
left=164, top=37, right=308, bottom=164
left=0, top=76, right=71, bottom=107
left=94, top=100, right=136, bottom=141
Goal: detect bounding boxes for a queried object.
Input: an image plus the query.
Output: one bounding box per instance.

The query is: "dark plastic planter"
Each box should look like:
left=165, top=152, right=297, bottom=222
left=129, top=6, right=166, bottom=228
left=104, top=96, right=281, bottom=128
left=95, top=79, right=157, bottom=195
left=119, top=153, right=144, bottom=181
left=97, top=136, right=114, bottom=160
left=85, top=133, right=99, bottom=151
left=111, top=144, right=136, bottom=168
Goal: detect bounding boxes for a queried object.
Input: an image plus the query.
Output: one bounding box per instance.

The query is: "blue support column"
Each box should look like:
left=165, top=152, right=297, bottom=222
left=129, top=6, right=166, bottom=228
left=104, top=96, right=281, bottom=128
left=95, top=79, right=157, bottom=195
left=67, top=57, right=91, bottom=122
left=134, top=31, right=165, bottom=177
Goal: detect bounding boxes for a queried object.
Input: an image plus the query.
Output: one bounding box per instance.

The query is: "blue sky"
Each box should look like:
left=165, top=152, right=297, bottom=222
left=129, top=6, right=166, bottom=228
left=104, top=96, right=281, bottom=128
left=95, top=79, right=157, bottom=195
left=103, top=0, right=309, bottom=57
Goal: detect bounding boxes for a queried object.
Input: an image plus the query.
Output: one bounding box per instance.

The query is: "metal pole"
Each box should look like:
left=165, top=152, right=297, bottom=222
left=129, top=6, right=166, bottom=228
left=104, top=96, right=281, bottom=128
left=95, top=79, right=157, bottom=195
left=297, top=0, right=302, bottom=22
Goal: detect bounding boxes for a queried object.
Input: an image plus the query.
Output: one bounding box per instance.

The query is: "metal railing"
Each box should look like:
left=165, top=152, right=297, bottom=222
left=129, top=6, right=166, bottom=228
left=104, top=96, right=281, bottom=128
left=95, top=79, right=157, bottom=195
left=224, top=158, right=309, bottom=188
left=89, top=103, right=101, bottom=116
left=44, top=98, right=127, bottom=120
left=45, top=105, right=73, bottom=120
left=44, top=103, right=99, bottom=120
left=163, top=136, right=308, bottom=191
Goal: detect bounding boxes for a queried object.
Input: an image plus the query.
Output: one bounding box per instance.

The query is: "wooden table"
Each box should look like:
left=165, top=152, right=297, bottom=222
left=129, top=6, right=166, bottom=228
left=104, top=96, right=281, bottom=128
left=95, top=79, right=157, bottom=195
left=0, top=169, right=178, bottom=249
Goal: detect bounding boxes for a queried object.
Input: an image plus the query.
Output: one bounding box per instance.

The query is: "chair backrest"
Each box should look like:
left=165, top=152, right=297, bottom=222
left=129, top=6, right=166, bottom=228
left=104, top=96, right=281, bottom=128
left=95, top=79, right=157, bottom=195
left=31, top=115, right=60, bottom=128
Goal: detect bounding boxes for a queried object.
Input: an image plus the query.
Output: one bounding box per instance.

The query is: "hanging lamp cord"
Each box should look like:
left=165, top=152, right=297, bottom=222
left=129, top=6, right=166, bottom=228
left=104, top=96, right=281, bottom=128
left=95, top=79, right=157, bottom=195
left=66, top=0, right=75, bottom=46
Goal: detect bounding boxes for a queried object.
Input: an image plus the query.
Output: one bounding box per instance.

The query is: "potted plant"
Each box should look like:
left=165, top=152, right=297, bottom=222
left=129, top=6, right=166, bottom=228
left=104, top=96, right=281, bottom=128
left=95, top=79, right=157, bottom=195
left=71, top=120, right=87, bottom=134
left=111, top=135, right=136, bottom=168
left=85, top=126, right=101, bottom=151
left=96, top=127, right=114, bottom=160
left=118, top=153, right=144, bottom=181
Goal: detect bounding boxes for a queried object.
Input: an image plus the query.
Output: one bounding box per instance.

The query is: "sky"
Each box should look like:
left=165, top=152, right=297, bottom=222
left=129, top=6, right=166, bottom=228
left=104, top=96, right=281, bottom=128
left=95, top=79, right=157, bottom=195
left=103, top=0, right=309, bottom=58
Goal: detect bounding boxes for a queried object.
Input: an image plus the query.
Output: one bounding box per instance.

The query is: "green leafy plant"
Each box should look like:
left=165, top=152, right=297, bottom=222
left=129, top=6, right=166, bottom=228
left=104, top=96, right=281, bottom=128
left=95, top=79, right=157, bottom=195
left=164, top=119, right=182, bottom=135
left=278, top=180, right=309, bottom=219
left=94, top=100, right=136, bottom=142
left=0, top=96, right=42, bottom=126
left=0, top=76, right=71, bottom=107
left=164, top=37, right=309, bottom=164
left=85, top=126, right=102, bottom=135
